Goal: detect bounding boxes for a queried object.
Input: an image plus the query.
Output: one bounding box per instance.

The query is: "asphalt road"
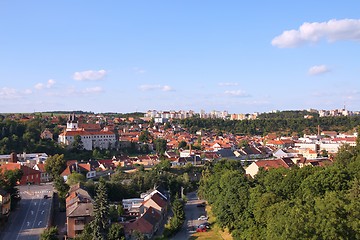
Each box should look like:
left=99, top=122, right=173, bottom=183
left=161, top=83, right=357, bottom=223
left=0, top=184, right=53, bottom=240
left=171, top=192, right=208, bottom=240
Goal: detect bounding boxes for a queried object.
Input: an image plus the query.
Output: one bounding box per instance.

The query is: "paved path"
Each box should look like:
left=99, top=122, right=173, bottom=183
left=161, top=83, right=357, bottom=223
left=0, top=184, right=53, bottom=240
left=171, top=192, right=207, bottom=240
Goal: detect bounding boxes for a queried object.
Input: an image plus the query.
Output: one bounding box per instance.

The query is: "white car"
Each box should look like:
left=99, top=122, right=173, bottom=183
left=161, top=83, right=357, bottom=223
left=198, top=215, right=208, bottom=221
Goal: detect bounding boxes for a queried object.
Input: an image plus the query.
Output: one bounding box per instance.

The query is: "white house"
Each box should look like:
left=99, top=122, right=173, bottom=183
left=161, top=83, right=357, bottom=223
left=58, top=113, right=116, bottom=151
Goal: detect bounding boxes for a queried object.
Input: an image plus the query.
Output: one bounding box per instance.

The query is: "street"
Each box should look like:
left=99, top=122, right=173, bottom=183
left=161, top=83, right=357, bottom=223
left=171, top=191, right=207, bottom=240
left=0, top=184, right=53, bottom=240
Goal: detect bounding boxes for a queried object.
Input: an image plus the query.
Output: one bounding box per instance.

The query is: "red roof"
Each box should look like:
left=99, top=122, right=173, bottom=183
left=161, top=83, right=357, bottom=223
left=255, top=159, right=294, bottom=170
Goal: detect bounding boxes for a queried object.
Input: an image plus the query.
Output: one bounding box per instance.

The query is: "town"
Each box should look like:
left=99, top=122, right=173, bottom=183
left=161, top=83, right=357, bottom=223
left=0, top=109, right=360, bottom=239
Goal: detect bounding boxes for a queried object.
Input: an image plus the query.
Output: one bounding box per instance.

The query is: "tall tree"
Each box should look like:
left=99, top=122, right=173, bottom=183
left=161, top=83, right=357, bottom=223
left=45, top=154, right=66, bottom=177
left=91, top=178, right=110, bottom=240
left=107, top=223, right=125, bottom=240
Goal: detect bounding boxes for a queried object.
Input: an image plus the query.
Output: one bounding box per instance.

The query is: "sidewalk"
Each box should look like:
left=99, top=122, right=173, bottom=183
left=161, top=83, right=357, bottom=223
left=52, top=192, right=67, bottom=239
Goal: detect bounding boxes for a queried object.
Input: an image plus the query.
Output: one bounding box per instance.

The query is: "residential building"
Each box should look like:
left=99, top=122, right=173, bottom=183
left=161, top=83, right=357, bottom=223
left=0, top=188, right=11, bottom=223
left=0, top=163, right=41, bottom=185
left=66, top=183, right=93, bottom=238
left=245, top=158, right=295, bottom=178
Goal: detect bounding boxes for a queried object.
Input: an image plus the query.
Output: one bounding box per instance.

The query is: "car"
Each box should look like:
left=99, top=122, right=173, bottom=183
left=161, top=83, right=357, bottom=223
left=196, top=226, right=207, bottom=232
left=198, top=215, right=208, bottom=221
left=199, top=222, right=210, bottom=229
left=43, top=194, right=49, bottom=199
left=197, top=202, right=206, bottom=207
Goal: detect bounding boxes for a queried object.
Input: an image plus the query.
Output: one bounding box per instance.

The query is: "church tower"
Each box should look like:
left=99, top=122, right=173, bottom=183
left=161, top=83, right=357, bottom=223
left=66, top=113, right=79, bottom=131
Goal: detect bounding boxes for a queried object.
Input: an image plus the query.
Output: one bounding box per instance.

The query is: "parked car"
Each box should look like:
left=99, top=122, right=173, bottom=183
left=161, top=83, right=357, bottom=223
left=198, top=215, right=209, bottom=221
left=196, top=226, right=207, bottom=232
left=43, top=194, right=49, bottom=199
left=198, top=222, right=210, bottom=229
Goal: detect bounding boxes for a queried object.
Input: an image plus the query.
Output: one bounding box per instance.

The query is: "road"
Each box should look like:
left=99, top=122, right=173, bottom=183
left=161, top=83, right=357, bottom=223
left=171, top=192, right=207, bottom=240
left=0, top=184, right=53, bottom=240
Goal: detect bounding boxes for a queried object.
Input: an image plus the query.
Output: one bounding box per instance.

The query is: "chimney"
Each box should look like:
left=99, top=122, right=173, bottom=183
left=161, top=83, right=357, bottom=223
left=10, top=152, right=18, bottom=163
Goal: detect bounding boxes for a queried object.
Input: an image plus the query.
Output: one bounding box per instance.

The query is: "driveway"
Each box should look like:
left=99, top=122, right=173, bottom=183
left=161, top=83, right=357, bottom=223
left=171, top=191, right=207, bottom=240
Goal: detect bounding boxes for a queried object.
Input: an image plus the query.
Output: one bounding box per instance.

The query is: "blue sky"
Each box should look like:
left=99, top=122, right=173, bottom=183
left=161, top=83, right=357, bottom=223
left=0, top=1, right=359, bottom=114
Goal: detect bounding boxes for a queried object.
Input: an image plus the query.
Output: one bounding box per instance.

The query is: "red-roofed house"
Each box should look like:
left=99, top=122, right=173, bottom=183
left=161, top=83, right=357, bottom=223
left=245, top=158, right=294, bottom=178
left=33, top=163, right=52, bottom=183
left=143, top=192, right=168, bottom=219
left=0, top=163, right=41, bottom=185
left=58, top=113, right=116, bottom=150
left=124, top=206, right=161, bottom=239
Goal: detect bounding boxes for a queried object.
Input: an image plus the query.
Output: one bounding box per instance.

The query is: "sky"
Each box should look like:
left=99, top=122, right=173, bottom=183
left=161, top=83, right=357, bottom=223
left=0, top=1, right=359, bottom=114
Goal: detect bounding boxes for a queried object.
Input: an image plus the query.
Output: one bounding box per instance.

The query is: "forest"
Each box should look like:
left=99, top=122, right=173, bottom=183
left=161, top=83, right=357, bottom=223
left=198, top=137, right=360, bottom=239
left=179, top=114, right=360, bottom=136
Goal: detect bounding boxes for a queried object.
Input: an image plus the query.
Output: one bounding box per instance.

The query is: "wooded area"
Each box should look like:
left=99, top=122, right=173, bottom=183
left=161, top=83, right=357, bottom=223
left=198, top=138, right=360, bottom=239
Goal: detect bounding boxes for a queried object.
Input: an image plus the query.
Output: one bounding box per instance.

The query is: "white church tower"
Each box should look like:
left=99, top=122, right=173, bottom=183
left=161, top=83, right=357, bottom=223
left=66, top=113, right=79, bottom=131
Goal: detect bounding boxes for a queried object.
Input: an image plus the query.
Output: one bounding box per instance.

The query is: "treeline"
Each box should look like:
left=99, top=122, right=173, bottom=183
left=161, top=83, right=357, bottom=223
left=179, top=115, right=360, bottom=136
left=0, top=118, right=64, bottom=155
left=198, top=142, right=360, bottom=239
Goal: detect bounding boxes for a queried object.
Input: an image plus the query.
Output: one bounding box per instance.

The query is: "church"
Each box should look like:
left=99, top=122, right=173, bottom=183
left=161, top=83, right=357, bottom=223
left=58, top=113, right=116, bottom=150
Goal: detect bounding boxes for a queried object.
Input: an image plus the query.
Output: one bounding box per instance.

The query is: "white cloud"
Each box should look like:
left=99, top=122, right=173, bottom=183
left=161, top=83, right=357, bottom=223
left=34, top=83, right=44, bottom=90
left=0, top=87, right=20, bottom=99
left=133, top=67, right=146, bottom=74
left=73, top=69, right=107, bottom=81
left=162, top=85, right=173, bottom=91
left=47, top=79, right=56, bottom=88
left=224, top=90, right=249, bottom=97
left=139, top=84, right=174, bottom=92
left=308, top=65, right=330, bottom=75
left=82, top=86, right=104, bottom=94
left=272, top=19, right=360, bottom=48
left=219, top=82, right=239, bottom=86
left=34, top=79, right=56, bottom=90
left=24, top=89, right=32, bottom=94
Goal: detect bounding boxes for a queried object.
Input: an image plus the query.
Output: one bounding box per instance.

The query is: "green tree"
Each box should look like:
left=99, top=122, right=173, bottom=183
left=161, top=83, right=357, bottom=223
left=45, top=154, right=66, bottom=177
left=91, top=178, right=110, bottom=240
left=153, top=138, right=167, bottom=155
left=54, top=176, right=69, bottom=203
left=138, top=130, right=152, bottom=143
left=66, top=172, right=86, bottom=186
left=178, top=140, right=187, bottom=149
left=40, top=226, right=58, bottom=240
left=72, top=135, right=84, bottom=151
left=108, top=223, right=125, bottom=240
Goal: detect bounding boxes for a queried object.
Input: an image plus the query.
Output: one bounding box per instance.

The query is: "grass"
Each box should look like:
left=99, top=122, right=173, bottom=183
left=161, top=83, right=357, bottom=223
left=189, top=205, right=233, bottom=240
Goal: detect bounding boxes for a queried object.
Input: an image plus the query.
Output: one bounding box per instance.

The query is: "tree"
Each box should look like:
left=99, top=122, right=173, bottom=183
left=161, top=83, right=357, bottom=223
left=45, top=154, right=66, bottom=177
left=154, top=138, right=167, bottom=155
left=54, top=176, right=69, bottom=202
left=108, top=223, right=125, bottom=240
left=91, top=178, right=110, bottom=240
left=138, top=130, right=152, bottom=143
left=72, top=135, right=84, bottom=151
left=40, top=226, right=58, bottom=240
left=66, top=172, right=86, bottom=186
left=178, top=140, right=187, bottom=149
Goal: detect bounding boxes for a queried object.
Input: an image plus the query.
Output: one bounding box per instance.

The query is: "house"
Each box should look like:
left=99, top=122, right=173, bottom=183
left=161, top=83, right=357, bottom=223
left=124, top=208, right=160, bottom=239
left=0, top=188, right=11, bottom=223
left=273, top=149, right=298, bottom=158
left=66, top=183, right=93, bottom=238
left=245, top=158, right=295, bottom=178
left=0, top=163, right=41, bottom=185
left=143, top=192, right=168, bottom=219
left=61, top=162, right=97, bottom=182
left=33, top=163, right=52, bottom=183
left=40, top=129, right=53, bottom=140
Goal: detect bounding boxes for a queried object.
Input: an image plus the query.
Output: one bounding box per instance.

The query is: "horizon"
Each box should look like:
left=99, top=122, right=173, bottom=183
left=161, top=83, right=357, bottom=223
left=1, top=1, right=359, bottom=113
